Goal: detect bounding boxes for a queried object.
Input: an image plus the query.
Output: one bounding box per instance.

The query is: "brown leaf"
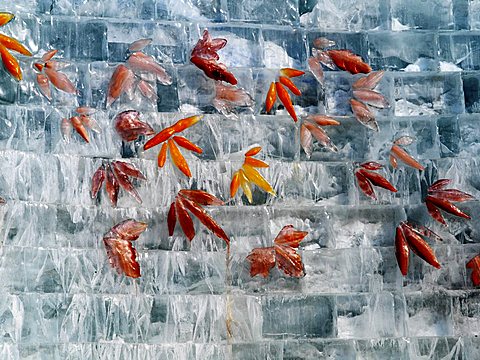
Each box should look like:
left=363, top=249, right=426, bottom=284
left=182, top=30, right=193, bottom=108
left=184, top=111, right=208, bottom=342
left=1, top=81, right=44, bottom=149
left=246, top=247, right=276, bottom=277
left=103, top=219, right=147, bottom=278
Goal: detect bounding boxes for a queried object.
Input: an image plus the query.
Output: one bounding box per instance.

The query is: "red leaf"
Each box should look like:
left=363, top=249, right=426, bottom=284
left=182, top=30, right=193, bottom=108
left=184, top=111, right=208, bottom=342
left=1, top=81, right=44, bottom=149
left=402, top=224, right=441, bottom=269
left=355, top=171, right=376, bottom=200
left=112, top=162, right=142, bottom=203
left=105, top=164, right=119, bottom=207
left=326, top=49, right=371, bottom=74
left=110, top=219, right=148, bottom=241
left=190, top=56, right=237, bottom=85
left=352, top=70, right=385, bottom=90
left=273, top=225, right=308, bottom=248
left=426, top=200, right=447, bottom=226
left=179, top=189, right=224, bottom=206
left=429, top=189, right=475, bottom=202
left=91, top=164, right=106, bottom=199
left=175, top=197, right=196, bottom=241
left=395, top=226, right=409, bottom=276
left=181, top=195, right=230, bottom=244
left=429, top=179, right=452, bottom=192
left=425, top=195, right=471, bottom=220
left=467, top=255, right=480, bottom=286
left=360, top=162, right=383, bottom=170
left=275, top=244, right=305, bottom=277
left=111, top=161, right=146, bottom=180
left=167, top=202, right=176, bottom=236
left=246, top=247, right=275, bottom=277
left=357, top=169, right=397, bottom=193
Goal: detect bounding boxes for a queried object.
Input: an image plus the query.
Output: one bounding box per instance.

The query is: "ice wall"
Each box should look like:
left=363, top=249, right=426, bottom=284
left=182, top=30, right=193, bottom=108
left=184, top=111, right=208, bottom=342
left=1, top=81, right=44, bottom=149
left=0, top=0, right=479, bottom=359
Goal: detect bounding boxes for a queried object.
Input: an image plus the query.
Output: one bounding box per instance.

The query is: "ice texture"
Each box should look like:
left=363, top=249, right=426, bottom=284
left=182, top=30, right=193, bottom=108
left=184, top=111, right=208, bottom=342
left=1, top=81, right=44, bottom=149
left=0, top=0, right=479, bottom=359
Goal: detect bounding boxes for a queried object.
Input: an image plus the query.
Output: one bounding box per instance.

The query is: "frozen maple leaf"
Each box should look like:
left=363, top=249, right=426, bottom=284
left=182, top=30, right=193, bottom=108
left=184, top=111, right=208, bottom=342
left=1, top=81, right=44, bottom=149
left=114, top=110, right=155, bottom=142
left=264, top=68, right=305, bottom=122
left=106, top=38, right=171, bottom=106
left=167, top=189, right=229, bottom=244
left=91, top=160, right=146, bottom=207
left=247, top=225, right=308, bottom=278
left=0, top=12, right=32, bottom=81
left=389, top=136, right=424, bottom=170
left=425, top=179, right=474, bottom=225
left=61, top=107, right=100, bottom=143
left=395, top=221, right=441, bottom=276
left=103, top=219, right=147, bottom=278
left=34, top=49, right=77, bottom=99
left=143, top=115, right=203, bottom=177
left=190, top=29, right=237, bottom=85
left=300, top=114, right=340, bottom=157
left=230, top=146, right=276, bottom=203
left=354, top=162, right=397, bottom=200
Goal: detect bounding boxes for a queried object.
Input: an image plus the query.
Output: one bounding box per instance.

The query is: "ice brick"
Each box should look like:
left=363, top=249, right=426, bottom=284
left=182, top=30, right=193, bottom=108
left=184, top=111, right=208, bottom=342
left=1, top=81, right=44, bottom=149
left=228, top=0, right=299, bottom=26
left=301, top=0, right=387, bottom=31
left=262, top=295, right=335, bottom=338
left=390, top=0, right=454, bottom=30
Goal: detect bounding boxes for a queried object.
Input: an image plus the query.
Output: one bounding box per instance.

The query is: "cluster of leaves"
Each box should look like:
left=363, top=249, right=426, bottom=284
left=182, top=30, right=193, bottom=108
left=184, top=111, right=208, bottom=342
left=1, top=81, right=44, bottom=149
left=265, top=68, right=304, bottom=122
left=61, top=106, right=100, bottom=143
left=168, top=189, right=229, bottom=244
left=190, top=29, right=237, bottom=85
left=425, top=179, right=473, bottom=225
left=34, top=49, right=77, bottom=100
left=107, top=38, right=172, bottom=107
left=395, top=221, right=441, bottom=276
left=350, top=71, right=389, bottom=132
left=0, top=12, right=32, bottom=81
left=114, top=110, right=155, bottom=142
left=230, top=147, right=276, bottom=203
left=91, top=160, right=146, bottom=206
left=247, top=225, right=308, bottom=278
left=300, top=114, right=340, bottom=157
left=354, top=162, right=397, bottom=200
left=143, top=115, right=203, bottom=177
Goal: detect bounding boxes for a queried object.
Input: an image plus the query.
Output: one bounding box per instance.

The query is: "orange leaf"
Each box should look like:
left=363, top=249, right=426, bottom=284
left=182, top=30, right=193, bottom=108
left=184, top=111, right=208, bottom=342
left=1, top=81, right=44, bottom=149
left=0, top=43, right=21, bottom=81
left=0, top=33, right=31, bottom=56
left=0, top=12, right=14, bottom=26
left=265, top=82, right=276, bottom=113
left=279, top=68, right=305, bottom=78
left=275, top=81, right=297, bottom=122
left=157, top=143, right=168, bottom=168
left=244, top=157, right=269, bottom=168
left=173, top=136, right=203, bottom=154
left=230, top=171, right=241, bottom=198
left=327, top=49, right=371, bottom=74
left=279, top=76, right=301, bottom=96
left=168, top=139, right=192, bottom=177
left=245, top=146, right=262, bottom=157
